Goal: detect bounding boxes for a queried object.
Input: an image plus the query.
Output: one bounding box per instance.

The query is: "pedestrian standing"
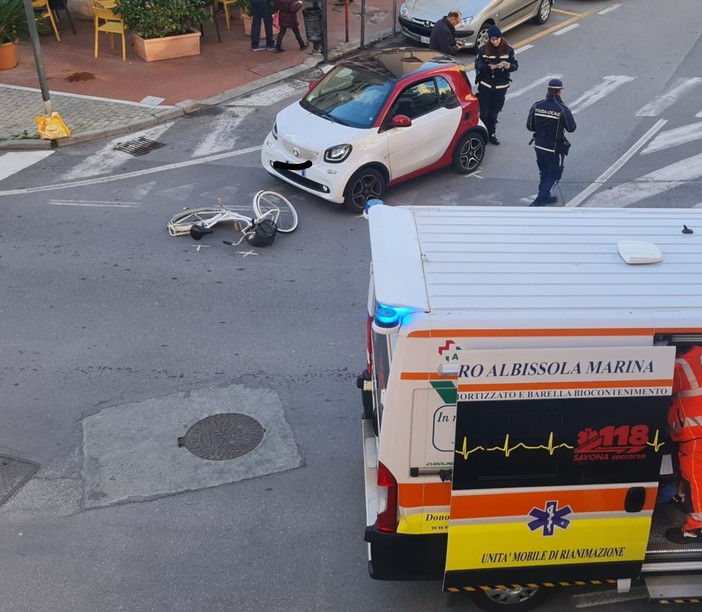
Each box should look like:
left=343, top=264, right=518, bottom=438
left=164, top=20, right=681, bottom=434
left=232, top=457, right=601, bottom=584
left=526, top=78, right=576, bottom=206
left=429, top=10, right=463, bottom=56
left=665, top=345, right=702, bottom=544
left=250, top=0, right=275, bottom=51
left=475, top=25, right=517, bottom=145
left=274, top=0, right=309, bottom=52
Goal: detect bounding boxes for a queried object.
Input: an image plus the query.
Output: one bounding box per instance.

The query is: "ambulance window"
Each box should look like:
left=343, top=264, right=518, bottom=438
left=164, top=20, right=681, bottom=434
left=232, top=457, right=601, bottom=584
left=453, top=396, right=669, bottom=489
left=371, top=330, right=391, bottom=427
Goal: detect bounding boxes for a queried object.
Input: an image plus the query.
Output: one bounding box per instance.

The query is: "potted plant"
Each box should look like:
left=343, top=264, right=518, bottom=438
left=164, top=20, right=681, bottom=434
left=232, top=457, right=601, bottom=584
left=114, top=0, right=212, bottom=62
left=0, top=0, right=31, bottom=70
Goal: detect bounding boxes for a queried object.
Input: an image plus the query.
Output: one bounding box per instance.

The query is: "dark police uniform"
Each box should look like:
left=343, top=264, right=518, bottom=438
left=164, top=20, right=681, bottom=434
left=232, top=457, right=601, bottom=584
left=475, top=35, right=517, bottom=144
left=526, top=80, right=576, bottom=206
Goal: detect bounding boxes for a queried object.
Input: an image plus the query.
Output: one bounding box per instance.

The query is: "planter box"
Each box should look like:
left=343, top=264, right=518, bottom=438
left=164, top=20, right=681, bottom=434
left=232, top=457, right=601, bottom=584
left=242, top=14, right=279, bottom=38
left=0, top=41, right=18, bottom=70
left=132, top=29, right=201, bottom=62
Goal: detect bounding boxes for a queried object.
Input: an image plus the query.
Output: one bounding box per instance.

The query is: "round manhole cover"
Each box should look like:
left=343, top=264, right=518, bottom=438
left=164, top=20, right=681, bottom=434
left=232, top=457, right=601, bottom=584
left=178, top=413, right=265, bottom=460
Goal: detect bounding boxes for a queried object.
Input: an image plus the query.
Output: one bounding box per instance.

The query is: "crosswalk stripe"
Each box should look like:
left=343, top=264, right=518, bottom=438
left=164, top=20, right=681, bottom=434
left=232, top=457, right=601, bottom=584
left=636, top=77, right=702, bottom=117
left=566, top=120, right=667, bottom=208
left=642, top=121, right=702, bottom=155
left=582, top=150, right=702, bottom=208
left=192, top=107, right=254, bottom=157
left=63, top=122, right=175, bottom=180
left=569, top=75, right=636, bottom=114
left=0, top=151, right=54, bottom=182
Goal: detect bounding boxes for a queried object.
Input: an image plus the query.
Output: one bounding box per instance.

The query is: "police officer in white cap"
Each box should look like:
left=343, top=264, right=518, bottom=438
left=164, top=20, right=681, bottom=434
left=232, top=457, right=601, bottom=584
left=526, top=78, right=576, bottom=206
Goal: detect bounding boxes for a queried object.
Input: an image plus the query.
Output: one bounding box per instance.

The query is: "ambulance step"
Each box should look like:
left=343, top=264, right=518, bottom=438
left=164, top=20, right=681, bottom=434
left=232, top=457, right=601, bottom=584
left=644, top=574, right=702, bottom=603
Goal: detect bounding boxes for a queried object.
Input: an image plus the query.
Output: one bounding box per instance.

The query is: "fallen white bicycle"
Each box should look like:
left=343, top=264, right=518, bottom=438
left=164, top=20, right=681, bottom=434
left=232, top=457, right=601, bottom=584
left=167, top=190, right=298, bottom=247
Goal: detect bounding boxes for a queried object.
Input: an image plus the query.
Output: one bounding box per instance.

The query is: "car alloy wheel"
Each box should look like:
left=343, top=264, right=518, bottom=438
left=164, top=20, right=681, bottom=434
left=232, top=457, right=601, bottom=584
left=475, top=23, right=491, bottom=50
left=452, top=132, right=486, bottom=174
left=344, top=168, right=385, bottom=213
left=534, top=0, right=551, bottom=24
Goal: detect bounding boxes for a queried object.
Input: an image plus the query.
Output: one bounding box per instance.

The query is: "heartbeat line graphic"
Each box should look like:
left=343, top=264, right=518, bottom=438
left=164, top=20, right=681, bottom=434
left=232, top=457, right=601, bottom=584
left=455, top=432, right=574, bottom=460
left=646, top=429, right=665, bottom=452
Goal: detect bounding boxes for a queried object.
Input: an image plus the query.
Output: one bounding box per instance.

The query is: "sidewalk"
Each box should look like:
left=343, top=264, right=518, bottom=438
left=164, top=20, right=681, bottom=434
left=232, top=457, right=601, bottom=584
left=0, top=1, right=396, bottom=150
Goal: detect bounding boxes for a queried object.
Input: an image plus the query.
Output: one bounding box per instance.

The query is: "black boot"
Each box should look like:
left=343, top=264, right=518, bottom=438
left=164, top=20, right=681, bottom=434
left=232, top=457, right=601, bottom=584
left=489, top=134, right=500, bottom=145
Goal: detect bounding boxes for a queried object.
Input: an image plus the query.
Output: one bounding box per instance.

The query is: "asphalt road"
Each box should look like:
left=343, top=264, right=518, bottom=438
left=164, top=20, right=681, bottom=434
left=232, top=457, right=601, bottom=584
left=1, top=0, right=701, bottom=610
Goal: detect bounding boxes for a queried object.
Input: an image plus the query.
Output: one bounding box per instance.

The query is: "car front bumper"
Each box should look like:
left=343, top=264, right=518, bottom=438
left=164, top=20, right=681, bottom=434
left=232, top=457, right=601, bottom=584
left=261, top=132, right=347, bottom=204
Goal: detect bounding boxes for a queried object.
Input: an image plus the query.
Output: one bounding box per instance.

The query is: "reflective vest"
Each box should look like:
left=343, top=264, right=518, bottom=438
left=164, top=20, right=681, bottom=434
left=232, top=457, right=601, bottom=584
left=668, top=346, right=702, bottom=442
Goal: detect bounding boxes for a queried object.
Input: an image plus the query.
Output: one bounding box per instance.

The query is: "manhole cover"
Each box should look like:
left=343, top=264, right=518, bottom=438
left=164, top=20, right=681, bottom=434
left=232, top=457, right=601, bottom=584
left=178, top=413, right=265, bottom=460
left=113, top=137, right=165, bottom=156
left=0, top=455, right=40, bottom=507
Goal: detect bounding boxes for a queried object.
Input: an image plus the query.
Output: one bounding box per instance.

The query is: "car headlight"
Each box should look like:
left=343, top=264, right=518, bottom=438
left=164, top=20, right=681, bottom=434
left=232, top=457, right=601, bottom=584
left=272, top=121, right=278, bottom=140
left=324, top=144, right=352, bottom=163
left=399, top=3, right=408, bottom=19
left=457, top=16, right=474, bottom=29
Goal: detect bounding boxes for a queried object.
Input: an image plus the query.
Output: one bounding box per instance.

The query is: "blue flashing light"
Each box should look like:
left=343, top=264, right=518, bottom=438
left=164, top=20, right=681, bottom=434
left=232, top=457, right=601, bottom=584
left=365, top=198, right=384, bottom=213
left=374, top=305, right=413, bottom=328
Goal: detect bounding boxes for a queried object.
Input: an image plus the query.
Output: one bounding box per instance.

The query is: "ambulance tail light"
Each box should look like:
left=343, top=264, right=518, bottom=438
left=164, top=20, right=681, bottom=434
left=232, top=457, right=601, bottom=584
left=376, top=461, right=398, bottom=532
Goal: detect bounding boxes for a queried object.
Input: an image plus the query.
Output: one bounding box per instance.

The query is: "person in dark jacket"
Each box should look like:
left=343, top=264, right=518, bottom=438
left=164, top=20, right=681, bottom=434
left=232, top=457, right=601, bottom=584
left=526, top=78, right=576, bottom=206
left=274, top=0, right=308, bottom=52
left=475, top=25, right=517, bottom=145
left=429, top=10, right=462, bottom=56
left=250, top=0, right=275, bottom=51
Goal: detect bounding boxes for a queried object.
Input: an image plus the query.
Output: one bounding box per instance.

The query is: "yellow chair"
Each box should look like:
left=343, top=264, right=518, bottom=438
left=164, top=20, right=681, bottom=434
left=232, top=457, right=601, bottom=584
left=32, top=0, right=61, bottom=42
left=94, top=6, right=126, bottom=61
left=217, top=0, right=239, bottom=30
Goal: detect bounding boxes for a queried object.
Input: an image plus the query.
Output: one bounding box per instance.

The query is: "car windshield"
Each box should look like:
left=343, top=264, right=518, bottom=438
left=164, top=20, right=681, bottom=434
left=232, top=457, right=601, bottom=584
left=301, top=66, right=394, bottom=129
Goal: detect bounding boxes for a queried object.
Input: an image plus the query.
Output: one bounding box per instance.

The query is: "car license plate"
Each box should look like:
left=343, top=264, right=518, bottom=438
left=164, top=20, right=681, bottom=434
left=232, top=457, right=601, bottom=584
left=419, top=35, right=429, bottom=44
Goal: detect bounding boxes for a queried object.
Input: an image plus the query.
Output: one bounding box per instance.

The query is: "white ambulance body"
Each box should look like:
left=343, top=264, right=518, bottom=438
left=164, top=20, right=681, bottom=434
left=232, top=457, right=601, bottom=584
left=359, top=204, right=702, bottom=610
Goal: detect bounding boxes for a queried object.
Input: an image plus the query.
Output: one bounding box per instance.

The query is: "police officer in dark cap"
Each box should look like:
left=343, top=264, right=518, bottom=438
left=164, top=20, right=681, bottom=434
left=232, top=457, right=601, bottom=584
left=526, top=78, right=577, bottom=206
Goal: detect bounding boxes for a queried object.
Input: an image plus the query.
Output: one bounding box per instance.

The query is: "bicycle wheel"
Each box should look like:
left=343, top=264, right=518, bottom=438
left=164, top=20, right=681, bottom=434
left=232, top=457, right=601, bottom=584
left=167, top=208, right=230, bottom=236
left=253, top=190, right=298, bottom=233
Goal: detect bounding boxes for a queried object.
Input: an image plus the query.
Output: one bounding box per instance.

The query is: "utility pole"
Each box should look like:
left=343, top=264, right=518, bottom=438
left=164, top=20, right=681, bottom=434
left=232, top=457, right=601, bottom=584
left=22, top=0, right=52, bottom=116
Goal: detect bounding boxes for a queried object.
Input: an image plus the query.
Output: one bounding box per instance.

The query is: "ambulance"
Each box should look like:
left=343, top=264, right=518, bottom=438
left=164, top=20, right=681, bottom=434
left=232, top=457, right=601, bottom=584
left=358, top=203, right=702, bottom=610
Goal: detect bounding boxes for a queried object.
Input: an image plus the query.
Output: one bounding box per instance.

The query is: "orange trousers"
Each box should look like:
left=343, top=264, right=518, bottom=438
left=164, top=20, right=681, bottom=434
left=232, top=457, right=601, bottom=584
left=678, top=438, right=702, bottom=531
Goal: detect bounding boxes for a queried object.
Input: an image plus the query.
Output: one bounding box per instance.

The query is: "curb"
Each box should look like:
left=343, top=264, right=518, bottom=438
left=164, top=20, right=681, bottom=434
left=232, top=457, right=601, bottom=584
left=0, top=28, right=395, bottom=151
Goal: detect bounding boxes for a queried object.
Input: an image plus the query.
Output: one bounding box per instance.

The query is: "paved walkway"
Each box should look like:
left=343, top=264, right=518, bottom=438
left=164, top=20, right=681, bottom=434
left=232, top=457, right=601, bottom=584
left=0, top=1, right=396, bottom=150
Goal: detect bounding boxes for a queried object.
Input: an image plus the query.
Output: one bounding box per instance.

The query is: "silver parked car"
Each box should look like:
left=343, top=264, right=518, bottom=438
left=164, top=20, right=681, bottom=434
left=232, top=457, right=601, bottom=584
left=398, top=0, right=553, bottom=51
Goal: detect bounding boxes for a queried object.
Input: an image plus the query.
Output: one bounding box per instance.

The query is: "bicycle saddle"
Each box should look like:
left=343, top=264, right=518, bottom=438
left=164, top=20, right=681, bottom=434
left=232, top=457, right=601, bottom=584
left=190, top=224, right=213, bottom=240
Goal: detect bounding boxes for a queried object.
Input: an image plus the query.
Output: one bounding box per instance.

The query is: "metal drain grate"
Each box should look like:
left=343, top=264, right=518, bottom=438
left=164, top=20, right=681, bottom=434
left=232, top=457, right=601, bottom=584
left=0, top=455, right=40, bottom=507
left=178, top=413, right=265, bottom=460
left=113, top=137, right=165, bottom=156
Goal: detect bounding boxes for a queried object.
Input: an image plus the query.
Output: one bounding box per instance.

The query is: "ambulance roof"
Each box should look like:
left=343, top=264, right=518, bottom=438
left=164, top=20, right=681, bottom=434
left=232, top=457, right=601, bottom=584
left=367, top=205, right=702, bottom=329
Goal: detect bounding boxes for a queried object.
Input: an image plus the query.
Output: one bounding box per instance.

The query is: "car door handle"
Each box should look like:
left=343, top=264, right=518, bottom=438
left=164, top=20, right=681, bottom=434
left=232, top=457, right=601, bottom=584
left=625, top=486, right=646, bottom=513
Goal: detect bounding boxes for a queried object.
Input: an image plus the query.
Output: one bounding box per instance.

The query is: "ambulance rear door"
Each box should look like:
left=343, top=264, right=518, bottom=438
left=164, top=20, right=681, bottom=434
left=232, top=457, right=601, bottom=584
left=443, top=346, right=675, bottom=591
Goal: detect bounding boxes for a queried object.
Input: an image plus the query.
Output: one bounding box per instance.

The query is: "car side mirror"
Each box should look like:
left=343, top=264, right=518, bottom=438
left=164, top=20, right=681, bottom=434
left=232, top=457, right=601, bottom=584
left=392, top=114, right=412, bottom=128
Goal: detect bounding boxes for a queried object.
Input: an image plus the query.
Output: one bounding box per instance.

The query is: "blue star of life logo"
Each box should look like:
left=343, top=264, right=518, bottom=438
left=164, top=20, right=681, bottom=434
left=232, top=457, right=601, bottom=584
left=527, top=501, right=572, bottom=536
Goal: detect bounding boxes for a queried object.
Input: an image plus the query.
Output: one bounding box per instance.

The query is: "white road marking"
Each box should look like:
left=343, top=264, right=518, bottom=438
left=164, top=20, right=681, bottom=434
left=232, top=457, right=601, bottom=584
left=507, top=75, right=562, bottom=100
left=237, top=250, right=258, bottom=257
left=62, top=122, right=175, bottom=180
left=583, top=149, right=702, bottom=208
left=566, top=119, right=667, bottom=207
left=0, top=151, right=54, bottom=182
left=192, top=107, right=254, bottom=157
left=49, top=200, right=139, bottom=207
left=569, top=75, right=636, bottom=114
left=228, top=80, right=308, bottom=107
left=598, top=3, right=621, bottom=15
left=553, top=23, right=579, bottom=36
left=193, top=244, right=210, bottom=251
left=515, top=44, right=533, bottom=54
left=642, top=121, right=702, bottom=155
left=0, top=145, right=263, bottom=197
left=636, top=77, right=702, bottom=116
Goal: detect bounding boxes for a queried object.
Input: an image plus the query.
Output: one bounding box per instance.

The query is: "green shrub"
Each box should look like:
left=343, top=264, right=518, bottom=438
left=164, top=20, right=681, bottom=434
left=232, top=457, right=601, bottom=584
left=0, top=0, right=32, bottom=44
left=114, top=0, right=212, bottom=39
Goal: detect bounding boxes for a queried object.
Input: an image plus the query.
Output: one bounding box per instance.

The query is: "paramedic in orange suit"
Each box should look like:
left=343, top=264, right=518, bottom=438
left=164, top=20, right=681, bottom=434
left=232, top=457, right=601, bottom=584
left=665, top=345, right=702, bottom=544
